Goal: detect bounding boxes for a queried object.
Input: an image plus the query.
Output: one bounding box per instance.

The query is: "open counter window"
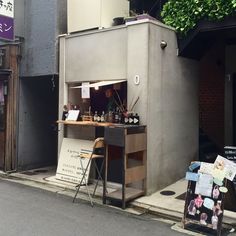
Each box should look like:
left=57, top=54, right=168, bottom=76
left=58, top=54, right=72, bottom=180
left=65, top=80, right=127, bottom=124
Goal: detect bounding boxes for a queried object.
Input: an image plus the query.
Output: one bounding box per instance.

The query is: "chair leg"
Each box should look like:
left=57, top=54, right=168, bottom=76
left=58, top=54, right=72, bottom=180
left=73, top=159, right=88, bottom=203
left=73, top=169, right=85, bottom=203
left=92, top=162, right=101, bottom=197
left=73, top=158, right=94, bottom=207
left=92, top=160, right=108, bottom=197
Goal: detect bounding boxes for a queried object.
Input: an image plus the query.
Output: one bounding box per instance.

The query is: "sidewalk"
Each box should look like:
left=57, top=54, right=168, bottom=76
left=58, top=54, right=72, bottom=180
left=1, top=167, right=236, bottom=231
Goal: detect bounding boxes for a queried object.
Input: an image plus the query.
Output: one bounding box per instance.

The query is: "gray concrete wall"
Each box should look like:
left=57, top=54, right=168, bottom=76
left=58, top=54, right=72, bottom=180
left=14, top=0, right=25, bottom=38
left=20, top=0, right=67, bottom=77
left=126, top=23, right=149, bottom=125
left=17, top=0, right=66, bottom=169
left=59, top=21, right=199, bottom=193
left=61, top=23, right=149, bottom=124
left=64, top=27, right=127, bottom=83
left=147, top=23, right=199, bottom=192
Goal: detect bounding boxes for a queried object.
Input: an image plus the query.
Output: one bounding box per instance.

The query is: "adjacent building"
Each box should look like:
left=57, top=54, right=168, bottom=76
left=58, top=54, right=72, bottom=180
left=0, top=0, right=66, bottom=172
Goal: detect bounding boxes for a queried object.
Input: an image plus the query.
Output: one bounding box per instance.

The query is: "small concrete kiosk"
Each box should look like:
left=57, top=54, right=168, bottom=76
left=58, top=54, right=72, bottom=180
left=58, top=19, right=199, bottom=194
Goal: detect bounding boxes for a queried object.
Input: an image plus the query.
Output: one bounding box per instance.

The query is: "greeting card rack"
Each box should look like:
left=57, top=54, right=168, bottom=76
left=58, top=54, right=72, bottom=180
left=182, top=165, right=226, bottom=236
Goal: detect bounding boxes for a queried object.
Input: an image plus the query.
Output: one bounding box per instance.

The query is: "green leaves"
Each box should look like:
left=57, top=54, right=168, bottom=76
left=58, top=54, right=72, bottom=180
left=161, top=0, right=236, bottom=35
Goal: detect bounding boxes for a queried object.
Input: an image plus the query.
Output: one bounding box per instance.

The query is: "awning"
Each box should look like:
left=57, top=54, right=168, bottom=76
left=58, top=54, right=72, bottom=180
left=71, top=79, right=126, bottom=89
left=178, top=17, right=236, bottom=60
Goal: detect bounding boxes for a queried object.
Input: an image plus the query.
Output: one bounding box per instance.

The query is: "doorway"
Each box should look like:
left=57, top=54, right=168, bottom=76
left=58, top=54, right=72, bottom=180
left=17, top=76, right=59, bottom=170
left=199, top=44, right=225, bottom=162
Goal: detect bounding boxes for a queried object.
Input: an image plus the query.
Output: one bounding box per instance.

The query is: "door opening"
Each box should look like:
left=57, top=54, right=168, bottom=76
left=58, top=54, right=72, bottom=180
left=18, top=76, right=59, bottom=170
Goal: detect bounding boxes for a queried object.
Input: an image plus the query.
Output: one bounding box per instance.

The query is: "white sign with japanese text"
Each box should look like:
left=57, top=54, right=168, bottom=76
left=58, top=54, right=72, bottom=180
left=0, top=0, right=14, bottom=18
left=81, top=82, right=90, bottom=99
left=56, top=138, right=94, bottom=184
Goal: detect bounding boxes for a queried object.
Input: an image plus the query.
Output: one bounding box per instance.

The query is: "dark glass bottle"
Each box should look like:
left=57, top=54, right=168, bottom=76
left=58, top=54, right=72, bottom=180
left=114, top=107, right=119, bottom=123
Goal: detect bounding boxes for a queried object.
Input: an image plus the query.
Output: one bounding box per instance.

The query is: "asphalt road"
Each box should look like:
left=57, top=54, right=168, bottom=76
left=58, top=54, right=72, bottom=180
left=0, top=179, right=185, bottom=236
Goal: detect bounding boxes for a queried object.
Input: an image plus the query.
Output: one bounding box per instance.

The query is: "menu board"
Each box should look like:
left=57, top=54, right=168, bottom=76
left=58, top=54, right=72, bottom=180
left=224, top=146, right=236, bottom=191
left=56, top=138, right=93, bottom=184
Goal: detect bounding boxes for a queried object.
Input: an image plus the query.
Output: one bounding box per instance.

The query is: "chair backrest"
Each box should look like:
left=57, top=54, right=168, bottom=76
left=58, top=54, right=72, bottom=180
left=79, top=138, right=104, bottom=159
left=93, top=137, right=105, bottom=150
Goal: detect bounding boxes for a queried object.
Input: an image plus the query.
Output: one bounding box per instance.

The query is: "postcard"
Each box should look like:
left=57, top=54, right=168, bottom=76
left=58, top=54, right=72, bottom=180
left=203, top=198, right=214, bottom=210
left=213, top=155, right=236, bottom=181
left=199, top=162, right=214, bottom=175
left=188, top=162, right=201, bottom=172
left=195, top=173, right=213, bottom=197
left=185, top=172, right=199, bottom=182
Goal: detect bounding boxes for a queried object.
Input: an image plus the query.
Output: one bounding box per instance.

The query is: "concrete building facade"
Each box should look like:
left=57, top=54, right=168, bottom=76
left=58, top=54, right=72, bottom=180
left=58, top=20, right=199, bottom=193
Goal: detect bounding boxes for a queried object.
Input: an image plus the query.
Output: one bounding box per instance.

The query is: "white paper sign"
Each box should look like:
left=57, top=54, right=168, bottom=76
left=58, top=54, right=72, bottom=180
left=66, top=110, right=80, bottom=121
left=0, top=0, right=14, bottom=18
left=81, top=82, right=90, bottom=99
left=195, top=173, right=213, bottom=197
left=56, top=138, right=94, bottom=184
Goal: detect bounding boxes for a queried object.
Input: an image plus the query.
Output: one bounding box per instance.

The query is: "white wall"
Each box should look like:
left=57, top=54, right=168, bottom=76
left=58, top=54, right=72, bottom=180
left=67, top=0, right=129, bottom=33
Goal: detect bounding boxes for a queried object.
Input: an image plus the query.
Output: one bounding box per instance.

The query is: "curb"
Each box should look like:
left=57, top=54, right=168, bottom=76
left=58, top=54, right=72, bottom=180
left=130, top=201, right=183, bottom=222
left=1, top=171, right=236, bottom=233
left=130, top=201, right=236, bottom=233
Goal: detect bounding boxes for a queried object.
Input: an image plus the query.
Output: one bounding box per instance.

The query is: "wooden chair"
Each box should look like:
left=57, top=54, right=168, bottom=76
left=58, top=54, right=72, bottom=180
left=73, top=137, right=105, bottom=206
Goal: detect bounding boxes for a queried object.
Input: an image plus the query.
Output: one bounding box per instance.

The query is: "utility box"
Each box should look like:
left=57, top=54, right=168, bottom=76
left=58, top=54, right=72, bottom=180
left=67, top=0, right=130, bottom=33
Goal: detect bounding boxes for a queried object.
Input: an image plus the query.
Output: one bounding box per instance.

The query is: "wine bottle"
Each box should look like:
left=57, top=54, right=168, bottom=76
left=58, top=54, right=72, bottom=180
left=93, top=111, right=98, bottom=122
left=101, top=111, right=105, bottom=122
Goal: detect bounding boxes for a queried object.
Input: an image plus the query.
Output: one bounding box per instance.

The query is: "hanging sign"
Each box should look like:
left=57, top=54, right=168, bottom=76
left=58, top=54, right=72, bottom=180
left=0, top=0, right=14, bottom=18
left=0, top=15, right=14, bottom=41
left=0, top=0, right=14, bottom=41
left=81, top=82, right=90, bottom=99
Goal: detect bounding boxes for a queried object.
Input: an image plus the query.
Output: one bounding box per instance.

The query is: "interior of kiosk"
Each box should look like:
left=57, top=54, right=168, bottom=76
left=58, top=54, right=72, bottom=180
left=67, top=80, right=127, bottom=121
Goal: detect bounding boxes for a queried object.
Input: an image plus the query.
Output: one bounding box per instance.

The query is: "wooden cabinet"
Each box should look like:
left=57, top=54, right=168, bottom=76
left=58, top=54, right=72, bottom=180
left=103, top=125, right=147, bottom=209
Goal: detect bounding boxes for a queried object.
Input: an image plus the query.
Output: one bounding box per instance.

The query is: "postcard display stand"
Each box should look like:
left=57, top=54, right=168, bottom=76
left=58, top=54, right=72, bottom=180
left=182, top=164, right=226, bottom=236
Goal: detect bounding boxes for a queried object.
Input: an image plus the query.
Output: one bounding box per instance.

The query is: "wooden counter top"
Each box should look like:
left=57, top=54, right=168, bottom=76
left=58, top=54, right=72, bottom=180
left=57, top=120, right=146, bottom=129
left=57, top=120, right=116, bottom=127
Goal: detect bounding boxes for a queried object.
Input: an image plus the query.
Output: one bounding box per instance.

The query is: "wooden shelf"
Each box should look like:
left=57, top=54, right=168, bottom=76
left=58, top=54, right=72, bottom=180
left=103, top=125, right=147, bottom=209
left=106, top=188, right=145, bottom=201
